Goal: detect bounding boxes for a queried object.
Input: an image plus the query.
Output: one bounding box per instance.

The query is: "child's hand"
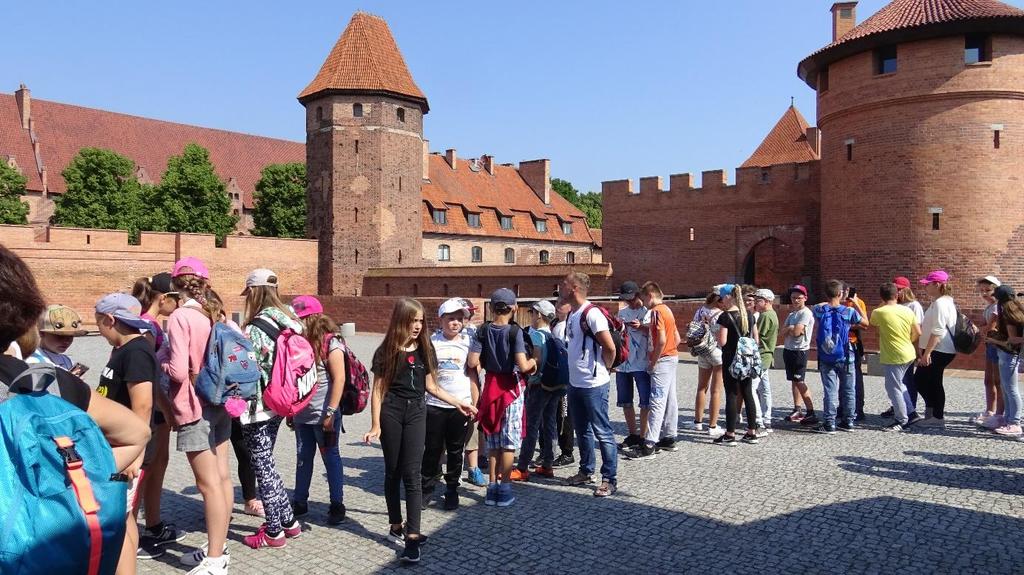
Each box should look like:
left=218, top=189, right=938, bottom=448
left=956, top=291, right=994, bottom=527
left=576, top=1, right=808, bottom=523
left=363, top=427, right=380, bottom=445
left=458, top=402, right=478, bottom=417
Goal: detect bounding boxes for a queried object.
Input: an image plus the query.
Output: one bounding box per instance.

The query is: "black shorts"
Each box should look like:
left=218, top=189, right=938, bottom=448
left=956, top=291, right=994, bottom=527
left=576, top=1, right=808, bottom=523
left=783, top=349, right=808, bottom=381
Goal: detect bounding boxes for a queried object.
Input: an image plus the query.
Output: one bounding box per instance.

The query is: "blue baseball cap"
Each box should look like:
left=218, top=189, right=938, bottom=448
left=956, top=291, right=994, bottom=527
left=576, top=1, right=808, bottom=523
left=490, top=288, right=517, bottom=309
left=95, top=293, right=151, bottom=333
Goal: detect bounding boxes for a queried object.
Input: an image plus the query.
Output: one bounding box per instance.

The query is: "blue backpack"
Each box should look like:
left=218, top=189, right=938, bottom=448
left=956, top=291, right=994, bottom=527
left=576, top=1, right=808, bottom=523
left=817, top=305, right=854, bottom=364
left=194, top=322, right=261, bottom=407
left=0, top=364, right=127, bottom=575
left=540, top=332, right=569, bottom=391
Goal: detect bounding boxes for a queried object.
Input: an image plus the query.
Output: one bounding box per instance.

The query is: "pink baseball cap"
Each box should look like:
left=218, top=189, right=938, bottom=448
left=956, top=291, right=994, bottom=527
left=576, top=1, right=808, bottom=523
left=919, top=270, right=949, bottom=285
left=172, top=256, right=210, bottom=279
left=291, top=295, right=323, bottom=318
left=893, top=277, right=911, bottom=289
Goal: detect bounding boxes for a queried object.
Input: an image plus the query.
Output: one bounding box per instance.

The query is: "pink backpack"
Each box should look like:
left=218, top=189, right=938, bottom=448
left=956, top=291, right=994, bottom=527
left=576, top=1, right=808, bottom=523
left=250, top=317, right=318, bottom=417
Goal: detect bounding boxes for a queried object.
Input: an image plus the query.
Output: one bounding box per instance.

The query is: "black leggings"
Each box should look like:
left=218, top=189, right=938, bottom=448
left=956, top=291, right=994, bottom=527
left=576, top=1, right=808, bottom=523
left=421, top=405, right=469, bottom=493
left=380, top=394, right=425, bottom=534
left=230, top=418, right=257, bottom=501
left=724, top=373, right=757, bottom=434
left=914, top=351, right=956, bottom=418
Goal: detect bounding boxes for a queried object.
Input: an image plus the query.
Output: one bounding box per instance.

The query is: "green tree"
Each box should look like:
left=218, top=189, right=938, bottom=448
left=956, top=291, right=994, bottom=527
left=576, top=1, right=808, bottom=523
left=52, top=148, right=148, bottom=238
left=251, top=163, right=307, bottom=238
left=551, top=177, right=602, bottom=229
left=0, top=161, right=29, bottom=224
left=152, top=143, right=238, bottom=241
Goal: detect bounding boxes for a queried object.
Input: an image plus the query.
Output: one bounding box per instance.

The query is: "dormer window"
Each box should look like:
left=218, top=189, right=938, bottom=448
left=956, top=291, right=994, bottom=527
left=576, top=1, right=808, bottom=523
left=500, top=215, right=513, bottom=230
left=535, top=218, right=547, bottom=233
left=432, top=209, right=447, bottom=225
left=467, top=212, right=481, bottom=228
left=562, top=221, right=572, bottom=235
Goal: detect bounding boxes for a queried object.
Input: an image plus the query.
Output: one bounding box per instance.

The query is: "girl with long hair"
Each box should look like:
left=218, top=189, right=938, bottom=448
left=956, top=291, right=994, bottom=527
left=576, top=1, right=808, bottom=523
left=713, top=284, right=759, bottom=445
left=363, top=298, right=475, bottom=564
left=162, top=257, right=233, bottom=575
left=976, top=276, right=1005, bottom=429
left=290, top=295, right=347, bottom=525
left=987, top=285, right=1024, bottom=436
left=915, top=270, right=958, bottom=427
left=892, top=277, right=924, bottom=416
left=239, top=269, right=303, bottom=549
left=690, top=292, right=725, bottom=437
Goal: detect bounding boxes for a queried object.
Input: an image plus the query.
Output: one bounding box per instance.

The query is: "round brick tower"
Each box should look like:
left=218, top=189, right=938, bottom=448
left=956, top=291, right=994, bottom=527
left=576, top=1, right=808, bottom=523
left=798, top=0, right=1024, bottom=297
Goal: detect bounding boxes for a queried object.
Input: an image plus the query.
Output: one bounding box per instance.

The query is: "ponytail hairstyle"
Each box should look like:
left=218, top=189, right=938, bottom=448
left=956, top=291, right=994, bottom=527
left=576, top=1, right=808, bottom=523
left=704, top=292, right=721, bottom=306
left=242, top=284, right=295, bottom=327
left=303, top=312, right=340, bottom=365
left=172, top=274, right=221, bottom=324
left=133, top=277, right=160, bottom=311
left=735, top=285, right=749, bottom=335
left=376, top=298, right=437, bottom=396
left=897, top=286, right=917, bottom=304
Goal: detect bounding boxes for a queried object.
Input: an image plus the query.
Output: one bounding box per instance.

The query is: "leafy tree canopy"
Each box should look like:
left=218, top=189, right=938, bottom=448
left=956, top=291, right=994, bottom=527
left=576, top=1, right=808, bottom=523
left=151, top=143, right=238, bottom=241
left=251, top=163, right=307, bottom=238
left=52, top=148, right=148, bottom=238
left=551, top=177, right=601, bottom=229
left=0, top=161, right=29, bottom=225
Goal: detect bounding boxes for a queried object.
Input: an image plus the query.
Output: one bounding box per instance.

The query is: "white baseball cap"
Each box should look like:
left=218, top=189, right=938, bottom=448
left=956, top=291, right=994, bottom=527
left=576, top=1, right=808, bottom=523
left=438, top=297, right=470, bottom=319
left=241, top=268, right=278, bottom=295
left=531, top=300, right=556, bottom=320
left=753, top=288, right=776, bottom=301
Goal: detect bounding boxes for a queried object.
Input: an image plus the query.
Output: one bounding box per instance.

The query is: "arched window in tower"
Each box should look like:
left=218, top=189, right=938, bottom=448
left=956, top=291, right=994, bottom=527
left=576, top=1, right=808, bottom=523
left=354, top=249, right=359, bottom=264
left=353, top=103, right=363, bottom=118
left=539, top=250, right=550, bottom=264
left=397, top=107, right=405, bottom=123
left=316, top=106, right=323, bottom=122
left=354, top=207, right=359, bottom=223
left=413, top=283, right=418, bottom=296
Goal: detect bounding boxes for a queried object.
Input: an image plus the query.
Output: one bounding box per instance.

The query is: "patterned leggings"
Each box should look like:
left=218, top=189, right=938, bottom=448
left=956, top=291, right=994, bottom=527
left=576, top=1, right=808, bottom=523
left=242, top=417, right=295, bottom=534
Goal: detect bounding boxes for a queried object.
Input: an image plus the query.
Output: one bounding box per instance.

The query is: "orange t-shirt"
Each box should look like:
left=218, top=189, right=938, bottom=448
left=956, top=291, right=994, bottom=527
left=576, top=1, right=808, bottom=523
left=648, top=303, right=679, bottom=360
left=847, top=296, right=867, bottom=344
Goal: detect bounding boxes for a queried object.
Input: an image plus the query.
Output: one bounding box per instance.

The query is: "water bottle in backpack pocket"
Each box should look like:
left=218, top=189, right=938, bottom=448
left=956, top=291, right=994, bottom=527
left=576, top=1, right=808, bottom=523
left=193, top=322, right=261, bottom=408
left=250, top=317, right=319, bottom=418
left=0, top=364, right=127, bottom=575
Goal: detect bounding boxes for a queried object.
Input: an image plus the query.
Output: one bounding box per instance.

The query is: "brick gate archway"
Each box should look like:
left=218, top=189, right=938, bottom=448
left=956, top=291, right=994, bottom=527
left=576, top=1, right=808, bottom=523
left=736, top=225, right=806, bottom=294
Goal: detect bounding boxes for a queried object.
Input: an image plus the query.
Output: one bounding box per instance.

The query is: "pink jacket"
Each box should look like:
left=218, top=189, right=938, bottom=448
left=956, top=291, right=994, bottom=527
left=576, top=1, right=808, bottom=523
left=161, top=301, right=211, bottom=426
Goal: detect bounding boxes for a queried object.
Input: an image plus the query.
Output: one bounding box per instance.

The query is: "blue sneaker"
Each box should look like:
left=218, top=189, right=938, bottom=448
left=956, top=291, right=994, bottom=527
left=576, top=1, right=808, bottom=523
left=496, top=484, right=515, bottom=507
left=484, top=483, right=498, bottom=506
left=467, top=467, right=487, bottom=487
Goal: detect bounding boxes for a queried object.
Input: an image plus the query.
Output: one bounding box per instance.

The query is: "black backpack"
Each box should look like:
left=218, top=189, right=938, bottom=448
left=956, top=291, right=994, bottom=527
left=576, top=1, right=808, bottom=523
left=539, top=332, right=569, bottom=390
left=948, top=304, right=982, bottom=354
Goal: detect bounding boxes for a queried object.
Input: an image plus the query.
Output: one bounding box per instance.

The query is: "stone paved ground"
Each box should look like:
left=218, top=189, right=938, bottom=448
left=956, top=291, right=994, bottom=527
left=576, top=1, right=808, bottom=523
left=69, top=334, right=1024, bottom=575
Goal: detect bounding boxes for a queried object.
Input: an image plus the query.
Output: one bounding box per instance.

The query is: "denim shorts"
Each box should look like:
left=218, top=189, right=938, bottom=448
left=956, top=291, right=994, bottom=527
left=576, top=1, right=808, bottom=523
left=615, top=371, right=652, bottom=408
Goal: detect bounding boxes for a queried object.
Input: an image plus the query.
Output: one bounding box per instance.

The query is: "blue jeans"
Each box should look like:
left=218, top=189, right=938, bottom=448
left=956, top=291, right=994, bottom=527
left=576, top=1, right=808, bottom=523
left=997, top=349, right=1021, bottom=426
left=517, top=385, right=563, bottom=470
left=819, top=360, right=856, bottom=427
left=568, top=383, right=618, bottom=484
left=293, top=416, right=344, bottom=506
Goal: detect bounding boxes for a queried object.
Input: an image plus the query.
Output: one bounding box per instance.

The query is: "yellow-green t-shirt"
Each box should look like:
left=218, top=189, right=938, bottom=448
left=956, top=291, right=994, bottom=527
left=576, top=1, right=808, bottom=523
left=869, top=304, right=917, bottom=365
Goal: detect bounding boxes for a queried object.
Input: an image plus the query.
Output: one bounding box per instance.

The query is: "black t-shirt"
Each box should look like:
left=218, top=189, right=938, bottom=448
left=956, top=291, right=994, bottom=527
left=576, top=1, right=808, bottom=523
left=717, top=309, right=753, bottom=368
left=0, top=355, right=92, bottom=411
left=96, top=336, right=159, bottom=410
left=371, top=345, right=427, bottom=400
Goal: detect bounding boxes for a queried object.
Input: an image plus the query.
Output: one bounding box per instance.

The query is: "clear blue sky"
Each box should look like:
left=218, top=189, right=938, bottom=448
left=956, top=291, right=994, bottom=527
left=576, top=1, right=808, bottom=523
left=6, top=1, right=910, bottom=194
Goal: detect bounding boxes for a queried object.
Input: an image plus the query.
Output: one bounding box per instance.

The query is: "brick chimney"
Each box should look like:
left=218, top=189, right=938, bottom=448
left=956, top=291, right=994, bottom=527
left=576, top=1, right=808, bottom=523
left=422, top=140, right=430, bottom=180
left=519, top=159, right=551, bottom=205
left=831, top=2, right=857, bottom=42
left=15, top=84, right=30, bottom=129
left=445, top=148, right=457, bottom=170
left=482, top=154, right=495, bottom=176
left=806, top=127, right=821, bottom=157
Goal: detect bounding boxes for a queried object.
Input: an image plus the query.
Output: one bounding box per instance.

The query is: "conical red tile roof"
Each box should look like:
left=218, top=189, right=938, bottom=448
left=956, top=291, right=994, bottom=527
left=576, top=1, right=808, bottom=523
left=298, top=12, right=428, bottom=110
left=799, top=0, right=1024, bottom=87
left=740, top=105, right=818, bottom=168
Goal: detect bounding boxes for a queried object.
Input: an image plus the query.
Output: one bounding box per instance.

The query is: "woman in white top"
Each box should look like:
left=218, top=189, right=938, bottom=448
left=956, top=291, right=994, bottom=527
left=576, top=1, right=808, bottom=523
left=914, top=270, right=958, bottom=427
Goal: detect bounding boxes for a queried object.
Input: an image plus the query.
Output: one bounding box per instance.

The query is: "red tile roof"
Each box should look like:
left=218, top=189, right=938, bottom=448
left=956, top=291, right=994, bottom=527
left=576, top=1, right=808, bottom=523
left=0, top=93, right=305, bottom=208
left=799, top=0, right=1024, bottom=86
left=421, top=154, right=594, bottom=245
left=740, top=105, right=818, bottom=168
left=298, top=12, right=428, bottom=110
left=589, top=228, right=602, bottom=248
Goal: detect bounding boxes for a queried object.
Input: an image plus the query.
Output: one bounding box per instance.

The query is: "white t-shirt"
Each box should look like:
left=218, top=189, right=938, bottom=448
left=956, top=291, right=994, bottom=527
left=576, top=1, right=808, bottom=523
left=428, top=332, right=473, bottom=408
left=921, top=295, right=957, bottom=354
left=617, top=305, right=650, bottom=373
left=552, top=319, right=567, bottom=343
left=566, top=302, right=611, bottom=388
left=783, top=306, right=815, bottom=351
left=902, top=300, right=925, bottom=326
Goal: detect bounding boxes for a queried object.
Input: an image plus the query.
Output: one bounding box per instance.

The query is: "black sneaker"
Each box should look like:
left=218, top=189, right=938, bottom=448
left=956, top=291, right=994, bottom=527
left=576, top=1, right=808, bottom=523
left=837, top=421, right=855, bottom=431
left=854, top=412, right=867, bottom=422
left=137, top=522, right=185, bottom=560
left=136, top=542, right=165, bottom=561
left=741, top=432, right=759, bottom=444
left=443, top=488, right=459, bottom=511
left=880, top=407, right=894, bottom=418
left=882, top=421, right=904, bottom=432
left=327, top=502, right=346, bottom=525
left=552, top=453, right=575, bottom=468
left=713, top=434, right=738, bottom=447
left=812, top=423, right=837, bottom=434
left=800, top=414, right=820, bottom=426
left=906, top=412, right=922, bottom=426
left=623, top=444, right=656, bottom=460
left=654, top=437, right=677, bottom=452
left=617, top=434, right=642, bottom=450
left=388, top=525, right=405, bottom=544
left=292, top=501, right=309, bottom=517
left=401, top=538, right=421, bottom=563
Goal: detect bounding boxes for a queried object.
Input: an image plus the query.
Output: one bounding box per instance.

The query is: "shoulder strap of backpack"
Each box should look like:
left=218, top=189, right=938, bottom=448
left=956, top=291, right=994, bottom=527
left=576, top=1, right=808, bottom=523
left=250, top=317, right=281, bottom=341
left=9, top=363, right=60, bottom=394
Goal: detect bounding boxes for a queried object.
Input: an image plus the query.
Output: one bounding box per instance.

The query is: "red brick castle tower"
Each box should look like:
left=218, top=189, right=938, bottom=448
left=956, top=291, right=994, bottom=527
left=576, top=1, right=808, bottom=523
left=799, top=0, right=1024, bottom=295
left=299, top=12, right=429, bottom=296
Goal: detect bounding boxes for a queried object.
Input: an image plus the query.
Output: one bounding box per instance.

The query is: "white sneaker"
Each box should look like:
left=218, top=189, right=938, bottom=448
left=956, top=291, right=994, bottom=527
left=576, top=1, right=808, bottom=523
left=186, top=555, right=229, bottom=575
left=181, top=543, right=230, bottom=567
left=686, top=421, right=705, bottom=432
left=707, top=426, right=725, bottom=438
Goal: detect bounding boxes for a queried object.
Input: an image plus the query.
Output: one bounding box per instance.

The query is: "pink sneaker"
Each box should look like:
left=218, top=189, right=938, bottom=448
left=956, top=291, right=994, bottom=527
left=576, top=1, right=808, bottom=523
left=243, top=525, right=286, bottom=549
left=282, top=521, right=302, bottom=539
left=982, top=415, right=1005, bottom=430
left=993, top=424, right=1022, bottom=436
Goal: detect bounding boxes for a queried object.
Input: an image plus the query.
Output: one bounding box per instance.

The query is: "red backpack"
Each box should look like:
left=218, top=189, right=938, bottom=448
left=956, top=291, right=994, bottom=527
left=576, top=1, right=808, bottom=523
left=579, top=303, right=628, bottom=370
left=322, top=334, right=370, bottom=416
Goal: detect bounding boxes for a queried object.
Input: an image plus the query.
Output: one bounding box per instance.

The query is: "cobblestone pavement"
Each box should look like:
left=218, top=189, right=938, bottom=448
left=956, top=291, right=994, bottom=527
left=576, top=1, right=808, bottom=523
left=68, top=334, right=1024, bottom=575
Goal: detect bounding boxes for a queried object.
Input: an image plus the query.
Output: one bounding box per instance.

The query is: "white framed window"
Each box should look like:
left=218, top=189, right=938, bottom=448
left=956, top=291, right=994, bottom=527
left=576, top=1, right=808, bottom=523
left=438, top=244, right=450, bottom=261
